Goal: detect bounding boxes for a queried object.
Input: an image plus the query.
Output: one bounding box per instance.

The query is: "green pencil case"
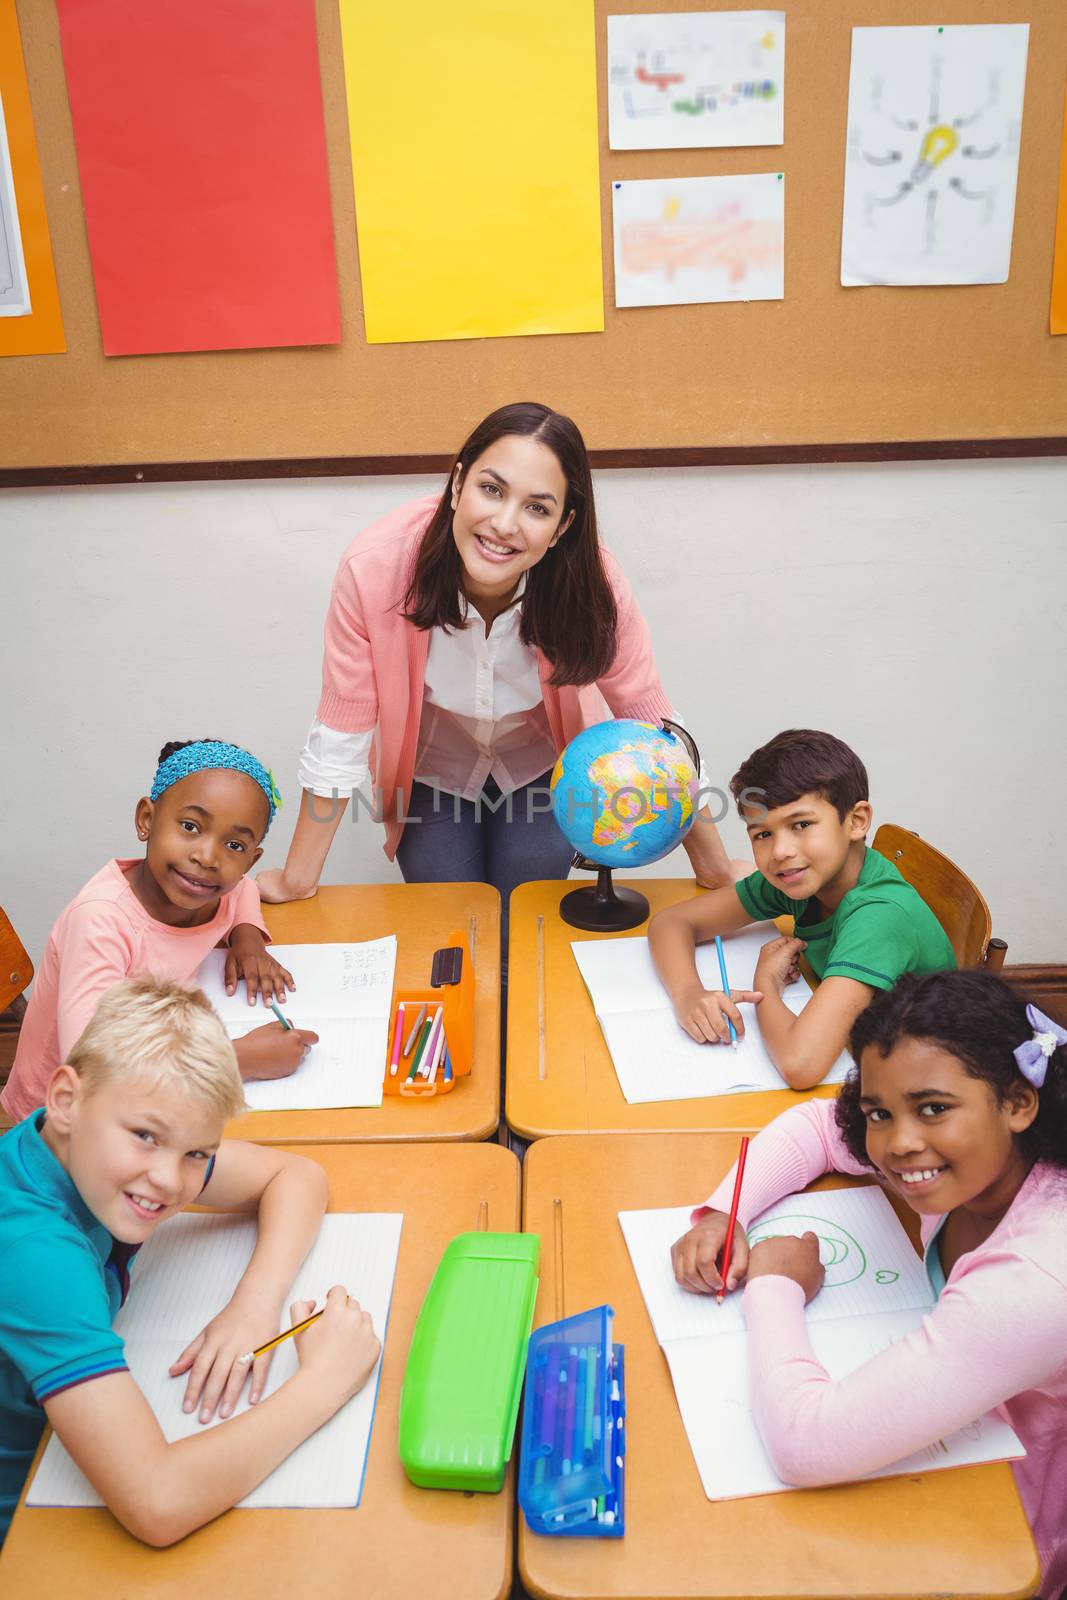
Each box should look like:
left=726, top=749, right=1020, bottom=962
left=398, top=1231, right=540, bottom=1492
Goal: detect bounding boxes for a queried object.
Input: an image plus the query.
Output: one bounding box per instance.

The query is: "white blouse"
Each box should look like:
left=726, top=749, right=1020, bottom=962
left=298, top=578, right=557, bottom=802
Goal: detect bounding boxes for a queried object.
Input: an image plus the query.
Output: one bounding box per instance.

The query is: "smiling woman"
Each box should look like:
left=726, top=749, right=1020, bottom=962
left=258, top=403, right=737, bottom=1000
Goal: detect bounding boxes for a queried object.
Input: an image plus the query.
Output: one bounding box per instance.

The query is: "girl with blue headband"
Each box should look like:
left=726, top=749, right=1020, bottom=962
left=3, top=740, right=318, bottom=1121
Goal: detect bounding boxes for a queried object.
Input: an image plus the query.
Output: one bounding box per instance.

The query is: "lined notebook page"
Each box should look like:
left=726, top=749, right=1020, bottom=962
left=572, top=927, right=850, bottom=1103
left=29, top=1211, right=403, bottom=1510
left=620, top=1187, right=1023, bottom=1500
left=196, top=938, right=397, bottom=1109
left=619, top=1187, right=931, bottom=1342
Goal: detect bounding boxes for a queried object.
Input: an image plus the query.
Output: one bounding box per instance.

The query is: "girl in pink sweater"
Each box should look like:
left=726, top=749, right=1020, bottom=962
left=673, top=970, right=1067, bottom=1598
left=2, top=739, right=318, bottom=1121
left=259, top=401, right=738, bottom=910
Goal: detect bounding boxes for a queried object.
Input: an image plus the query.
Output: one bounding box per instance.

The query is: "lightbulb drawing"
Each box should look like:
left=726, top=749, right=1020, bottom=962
left=909, top=122, right=959, bottom=185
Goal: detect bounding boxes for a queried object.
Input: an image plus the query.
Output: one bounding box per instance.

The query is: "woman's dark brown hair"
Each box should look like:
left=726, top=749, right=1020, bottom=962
left=401, top=401, right=618, bottom=686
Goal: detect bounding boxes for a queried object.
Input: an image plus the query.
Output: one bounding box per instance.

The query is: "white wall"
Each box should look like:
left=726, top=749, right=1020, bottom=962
left=1, top=458, right=1063, bottom=965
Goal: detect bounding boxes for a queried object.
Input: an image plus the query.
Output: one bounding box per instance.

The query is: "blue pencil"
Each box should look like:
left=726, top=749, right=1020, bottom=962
left=269, top=999, right=294, bottom=1032
left=714, top=935, right=738, bottom=1048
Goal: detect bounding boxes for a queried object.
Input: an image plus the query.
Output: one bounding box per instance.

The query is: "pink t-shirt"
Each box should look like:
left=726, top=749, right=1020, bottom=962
left=2, top=860, right=268, bottom=1120
left=703, top=1100, right=1067, bottom=1599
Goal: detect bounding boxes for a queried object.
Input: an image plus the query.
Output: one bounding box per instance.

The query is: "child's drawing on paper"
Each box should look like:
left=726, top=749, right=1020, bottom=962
left=841, top=24, right=1029, bottom=287
left=608, top=11, right=784, bottom=151
left=0, top=89, right=31, bottom=317
left=612, top=173, right=784, bottom=308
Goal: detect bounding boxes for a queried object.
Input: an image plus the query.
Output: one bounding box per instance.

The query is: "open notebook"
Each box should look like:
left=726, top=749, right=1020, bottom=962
left=572, top=924, right=850, bottom=1102
left=619, top=1186, right=1023, bottom=1500
left=196, top=937, right=397, bottom=1109
left=29, top=1211, right=403, bottom=1510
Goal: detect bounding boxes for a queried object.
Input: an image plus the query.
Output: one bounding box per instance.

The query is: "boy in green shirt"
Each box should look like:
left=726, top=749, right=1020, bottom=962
left=649, top=729, right=956, bottom=1089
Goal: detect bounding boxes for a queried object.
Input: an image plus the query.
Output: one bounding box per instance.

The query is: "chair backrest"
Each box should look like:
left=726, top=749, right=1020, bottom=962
left=871, top=825, right=1005, bottom=971
left=0, top=905, right=34, bottom=1015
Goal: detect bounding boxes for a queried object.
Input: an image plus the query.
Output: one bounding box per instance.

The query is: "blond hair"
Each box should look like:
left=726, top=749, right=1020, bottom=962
left=67, top=977, right=246, bottom=1121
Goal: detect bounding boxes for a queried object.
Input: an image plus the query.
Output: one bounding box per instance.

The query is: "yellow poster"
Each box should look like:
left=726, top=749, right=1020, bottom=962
left=1051, top=81, right=1067, bottom=336
left=338, top=0, right=603, bottom=344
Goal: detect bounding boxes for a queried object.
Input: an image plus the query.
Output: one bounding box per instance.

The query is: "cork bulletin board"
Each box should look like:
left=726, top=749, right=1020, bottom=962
left=2, top=0, right=1066, bottom=481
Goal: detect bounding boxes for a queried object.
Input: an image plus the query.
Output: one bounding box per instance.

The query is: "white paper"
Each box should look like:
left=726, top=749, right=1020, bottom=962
left=0, top=89, right=31, bottom=317
left=612, top=173, right=784, bottom=308
left=571, top=924, right=848, bottom=1102
left=841, top=24, right=1029, bottom=286
left=196, top=938, right=397, bottom=1109
left=619, top=1189, right=1024, bottom=1501
left=30, top=1211, right=403, bottom=1510
left=608, top=12, right=784, bottom=150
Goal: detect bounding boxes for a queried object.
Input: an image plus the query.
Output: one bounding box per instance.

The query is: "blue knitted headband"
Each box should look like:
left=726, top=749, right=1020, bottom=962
left=150, top=741, right=280, bottom=830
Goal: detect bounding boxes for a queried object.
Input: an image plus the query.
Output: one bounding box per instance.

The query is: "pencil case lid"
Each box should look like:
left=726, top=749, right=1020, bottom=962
left=518, top=1304, right=625, bottom=1537
left=398, top=1231, right=540, bottom=1492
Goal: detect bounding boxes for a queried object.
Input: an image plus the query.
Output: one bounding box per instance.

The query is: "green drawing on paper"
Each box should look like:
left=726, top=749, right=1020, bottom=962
left=746, top=1213, right=868, bottom=1288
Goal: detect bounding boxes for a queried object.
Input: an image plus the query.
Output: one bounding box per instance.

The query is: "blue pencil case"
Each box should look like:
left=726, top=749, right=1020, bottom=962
left=517, top=1304, right=625, bottom=1538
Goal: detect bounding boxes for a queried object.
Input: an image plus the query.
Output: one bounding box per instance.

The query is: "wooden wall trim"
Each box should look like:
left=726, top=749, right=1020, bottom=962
left=2, top=437, right=1067, bottom=489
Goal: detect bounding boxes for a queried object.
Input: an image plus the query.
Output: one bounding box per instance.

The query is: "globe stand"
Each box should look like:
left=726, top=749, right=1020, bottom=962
left=559, top=856, right=649, bottom=933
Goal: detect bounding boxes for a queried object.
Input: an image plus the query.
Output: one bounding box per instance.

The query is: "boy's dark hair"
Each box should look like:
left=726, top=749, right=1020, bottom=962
left=835, top=970, right=1067, bottom=1172
left=730, top=728, right=869, bottom=821
left=402, top=401, right=618, bottom=687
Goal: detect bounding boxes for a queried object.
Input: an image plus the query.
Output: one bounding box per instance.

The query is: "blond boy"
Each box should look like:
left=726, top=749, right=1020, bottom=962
left=0, top=978, right=379, bottom=1547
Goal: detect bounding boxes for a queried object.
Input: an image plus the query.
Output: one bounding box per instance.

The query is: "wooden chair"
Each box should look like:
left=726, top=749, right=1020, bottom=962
left=872, top=825, right=1007, bottom=971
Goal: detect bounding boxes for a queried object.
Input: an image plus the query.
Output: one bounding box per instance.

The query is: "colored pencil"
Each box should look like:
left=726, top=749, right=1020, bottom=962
left=402, top=1003, right=427, bottom=1057
left=388, top=1001, right=406, bottom=1076
left=714, top=934, right=738, bottom=1048
left=420, top=1006, right=444, bottom=1079
left=406, top=1016, right=434, bottom=1081
left=269, top=999, right=293, bottom=1031
left=717, top=1134, right=750, bottom=1304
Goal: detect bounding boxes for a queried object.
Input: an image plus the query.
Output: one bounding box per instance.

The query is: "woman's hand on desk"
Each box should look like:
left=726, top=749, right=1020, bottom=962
left=747, top=1233, right=825, bottom=1304
left=256, top=869, right=319, bottom=904
left=294, top=1285, right=381, bottom=1404
left=672, top=1210, right=750, bottom=1297
left=672, top=983, right=762, bottom=1044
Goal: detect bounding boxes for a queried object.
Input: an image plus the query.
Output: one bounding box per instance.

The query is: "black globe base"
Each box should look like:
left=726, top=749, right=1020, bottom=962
left=559, top=864, right=650, bottom=932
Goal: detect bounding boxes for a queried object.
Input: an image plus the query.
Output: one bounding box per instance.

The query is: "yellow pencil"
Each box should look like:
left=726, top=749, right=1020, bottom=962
left=237, top=1307, right=324, bottom=1364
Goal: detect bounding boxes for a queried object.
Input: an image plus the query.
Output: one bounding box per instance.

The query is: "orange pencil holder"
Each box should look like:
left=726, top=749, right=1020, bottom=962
left=383, top=929, right=474, bottom=1099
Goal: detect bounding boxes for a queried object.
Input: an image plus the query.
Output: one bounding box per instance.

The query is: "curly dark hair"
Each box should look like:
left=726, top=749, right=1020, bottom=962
left=157, top=739, right=223, bottom=765
left=835, top=970, right=1067, bottom=1171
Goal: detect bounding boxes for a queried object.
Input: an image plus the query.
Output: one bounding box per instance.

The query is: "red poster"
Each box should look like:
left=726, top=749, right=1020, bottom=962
left=56, top=0, right=340, bottom=356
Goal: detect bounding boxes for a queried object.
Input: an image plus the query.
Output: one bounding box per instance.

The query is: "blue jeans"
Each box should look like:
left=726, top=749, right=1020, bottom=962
left=395, top=771, right=573, bottom=984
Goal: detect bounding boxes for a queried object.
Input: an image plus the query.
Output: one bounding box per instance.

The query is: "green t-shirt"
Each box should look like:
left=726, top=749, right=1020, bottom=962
left=735, top=846, right=956, bottom=990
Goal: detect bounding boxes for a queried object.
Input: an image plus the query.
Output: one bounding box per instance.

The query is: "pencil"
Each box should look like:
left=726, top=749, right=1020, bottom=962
left=269, top=999, right=293, bottom=1032
left=716, top=1135, right=750, bottom=1305
left=237, top=1306, right=324, bottom=1363
left=388, top=1001, right=406, bottom=1076
left=714, top=934, right=738, bottom=1048
left=402, top=1003, right=427, bottom=1057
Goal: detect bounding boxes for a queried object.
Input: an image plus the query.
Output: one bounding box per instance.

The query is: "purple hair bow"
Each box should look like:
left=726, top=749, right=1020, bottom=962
left=1013, top=1004, right=1067, bottom=1088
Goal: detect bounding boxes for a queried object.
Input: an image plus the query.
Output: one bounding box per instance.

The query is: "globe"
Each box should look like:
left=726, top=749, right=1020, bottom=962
left=550, top=719, right=699, bottom=869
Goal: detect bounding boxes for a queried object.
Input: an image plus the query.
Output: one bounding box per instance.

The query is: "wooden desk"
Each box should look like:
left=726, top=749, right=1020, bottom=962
left=232, top=883, right=500, bottom=1143
left=520, top=1133, right=1039, bottom=1600
left=3, top=1141, right=520, bottom=1600
left=507, top=880, right=835, bottom=1140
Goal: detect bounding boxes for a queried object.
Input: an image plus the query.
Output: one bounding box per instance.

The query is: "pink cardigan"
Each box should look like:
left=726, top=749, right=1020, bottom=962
left=316, top=495, right=675, bottom=858
left=704, top=1100, right=1067, bottom=1598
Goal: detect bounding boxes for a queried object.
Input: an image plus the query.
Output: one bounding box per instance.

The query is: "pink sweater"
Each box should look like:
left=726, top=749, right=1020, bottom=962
left=316, top=495, right=674, bottom=858
left=2, top=861, right=267, bottom=1121
left=704, top=1101, right=1067, bottom=1598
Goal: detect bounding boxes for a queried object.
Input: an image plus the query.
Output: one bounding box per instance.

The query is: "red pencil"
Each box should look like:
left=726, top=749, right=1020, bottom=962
left=716, top=1135, right=750, bottom=1304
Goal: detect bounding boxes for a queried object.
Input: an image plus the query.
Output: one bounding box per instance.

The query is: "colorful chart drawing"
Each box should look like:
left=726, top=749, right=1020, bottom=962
left=612, top=173, right=784, bottom=308
left=0, top=89, right=30, bottom=316
left=841, top=24, right=1029, bottom=287
left=0, top=0, right=64, bottom=354
left=746, top=1213, right=869, bottom=1288
left=607, top=10, right=784, bottom=151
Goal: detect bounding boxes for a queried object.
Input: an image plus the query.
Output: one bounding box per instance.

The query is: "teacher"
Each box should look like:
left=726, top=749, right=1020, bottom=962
left=259, top=402, right=736, bottom=928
